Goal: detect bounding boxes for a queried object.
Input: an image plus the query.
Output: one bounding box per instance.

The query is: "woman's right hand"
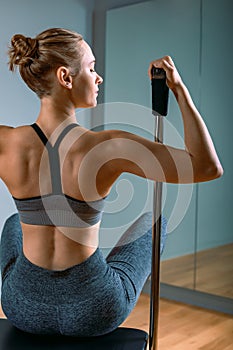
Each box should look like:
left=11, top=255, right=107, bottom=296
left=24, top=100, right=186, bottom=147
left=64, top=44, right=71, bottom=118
left=148, top=55, right=183, bottom=92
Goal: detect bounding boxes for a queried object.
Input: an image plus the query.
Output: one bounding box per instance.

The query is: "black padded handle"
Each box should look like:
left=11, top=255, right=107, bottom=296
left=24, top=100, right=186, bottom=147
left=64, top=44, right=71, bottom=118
left=151, top=67, right=169, bottom=116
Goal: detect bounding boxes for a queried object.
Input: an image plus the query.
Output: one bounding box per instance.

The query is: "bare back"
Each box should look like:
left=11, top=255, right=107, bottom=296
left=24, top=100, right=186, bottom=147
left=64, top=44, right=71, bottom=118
left=0, top=124, right=118, bottom=270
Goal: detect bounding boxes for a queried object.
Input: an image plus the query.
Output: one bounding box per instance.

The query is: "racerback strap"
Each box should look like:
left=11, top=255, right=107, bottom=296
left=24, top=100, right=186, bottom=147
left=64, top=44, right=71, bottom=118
left=31, top=123, right=79, bottom=194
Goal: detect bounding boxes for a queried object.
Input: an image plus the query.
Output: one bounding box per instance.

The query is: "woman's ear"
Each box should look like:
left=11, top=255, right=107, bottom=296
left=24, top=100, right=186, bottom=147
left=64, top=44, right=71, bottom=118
left=56, top=66, right=73, bottom=89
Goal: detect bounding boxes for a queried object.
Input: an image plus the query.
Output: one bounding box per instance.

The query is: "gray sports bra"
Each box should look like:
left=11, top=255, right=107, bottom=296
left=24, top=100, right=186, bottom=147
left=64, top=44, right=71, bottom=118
left=13, top=123, right=105, bottom=228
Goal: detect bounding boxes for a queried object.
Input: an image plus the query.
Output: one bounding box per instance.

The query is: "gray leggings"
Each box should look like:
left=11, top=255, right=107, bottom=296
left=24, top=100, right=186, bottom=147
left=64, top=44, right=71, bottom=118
left=0, top=213, right=166, bottom=337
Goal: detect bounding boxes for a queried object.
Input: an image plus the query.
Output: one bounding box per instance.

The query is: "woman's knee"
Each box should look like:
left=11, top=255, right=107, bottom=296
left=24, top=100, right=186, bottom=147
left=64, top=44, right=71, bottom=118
left=138, top=211, right=167, bottom=254
left=140, top=212, right=167, bottom=234
left=139, top=211, right=153, bottom=222
left=135, top=211, right=153, bottom=229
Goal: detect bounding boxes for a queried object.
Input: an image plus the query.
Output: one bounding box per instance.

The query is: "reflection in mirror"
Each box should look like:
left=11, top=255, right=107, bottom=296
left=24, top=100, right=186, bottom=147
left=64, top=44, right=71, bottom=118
left=195, top=243, right=233, bottom=299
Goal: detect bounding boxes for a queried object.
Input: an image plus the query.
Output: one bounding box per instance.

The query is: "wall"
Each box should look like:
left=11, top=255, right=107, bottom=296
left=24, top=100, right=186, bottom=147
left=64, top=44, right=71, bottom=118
left=0, top=0, right=94, bottom=233
left=104, top=0, right=232, bottom=259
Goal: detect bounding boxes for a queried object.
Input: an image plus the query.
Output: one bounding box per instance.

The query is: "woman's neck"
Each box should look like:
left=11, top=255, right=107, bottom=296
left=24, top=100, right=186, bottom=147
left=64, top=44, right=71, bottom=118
left=35, top=96, right=77, bottom=134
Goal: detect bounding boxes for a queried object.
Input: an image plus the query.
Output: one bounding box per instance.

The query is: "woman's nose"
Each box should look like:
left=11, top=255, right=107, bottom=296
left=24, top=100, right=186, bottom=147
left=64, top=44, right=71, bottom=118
left=97, top=74, right=103, bottom=85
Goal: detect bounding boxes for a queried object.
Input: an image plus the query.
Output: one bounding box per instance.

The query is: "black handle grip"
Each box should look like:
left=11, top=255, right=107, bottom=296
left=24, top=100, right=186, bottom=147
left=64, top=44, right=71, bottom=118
left=151, top=67, right=169, bottom=116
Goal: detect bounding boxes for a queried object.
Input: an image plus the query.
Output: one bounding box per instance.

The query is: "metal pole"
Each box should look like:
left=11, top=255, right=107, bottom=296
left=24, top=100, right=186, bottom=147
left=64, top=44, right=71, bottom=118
left=149, top=114, right=164, bottom=350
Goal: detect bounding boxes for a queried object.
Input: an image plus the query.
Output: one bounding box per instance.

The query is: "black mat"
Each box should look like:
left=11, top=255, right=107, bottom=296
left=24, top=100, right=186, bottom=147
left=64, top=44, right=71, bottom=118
left=0, top=319, right=148, bottom=349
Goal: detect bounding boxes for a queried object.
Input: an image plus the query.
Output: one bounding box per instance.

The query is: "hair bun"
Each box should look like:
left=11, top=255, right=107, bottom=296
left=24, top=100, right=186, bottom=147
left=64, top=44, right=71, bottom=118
left=8, top=34, right=39, bottom=71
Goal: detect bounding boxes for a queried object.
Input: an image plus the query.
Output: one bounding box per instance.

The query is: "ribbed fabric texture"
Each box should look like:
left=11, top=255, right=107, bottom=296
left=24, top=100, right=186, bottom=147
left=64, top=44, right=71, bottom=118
left=13, top=194, right=105, bottom=227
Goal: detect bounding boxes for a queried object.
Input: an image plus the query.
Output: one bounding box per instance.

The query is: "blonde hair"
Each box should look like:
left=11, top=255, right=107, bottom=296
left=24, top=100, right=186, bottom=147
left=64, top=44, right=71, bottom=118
left=8, top=28, right=84, bottom=98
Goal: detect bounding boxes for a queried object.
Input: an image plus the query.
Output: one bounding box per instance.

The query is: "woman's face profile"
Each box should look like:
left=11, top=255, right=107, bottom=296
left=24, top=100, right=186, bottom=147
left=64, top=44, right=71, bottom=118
left=71, top=41, right=103, bottom=108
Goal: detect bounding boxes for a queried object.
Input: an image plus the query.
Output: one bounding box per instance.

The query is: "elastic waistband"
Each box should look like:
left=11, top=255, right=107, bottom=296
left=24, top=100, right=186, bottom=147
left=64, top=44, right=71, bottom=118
left=19, top=248, right=104, bottom=278
left=10, top=248, right=107, bottom=304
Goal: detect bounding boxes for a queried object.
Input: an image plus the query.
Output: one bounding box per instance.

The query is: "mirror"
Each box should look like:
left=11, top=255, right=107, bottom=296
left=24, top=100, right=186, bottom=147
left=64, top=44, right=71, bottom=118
left=104, top=0, right=233, bottom=299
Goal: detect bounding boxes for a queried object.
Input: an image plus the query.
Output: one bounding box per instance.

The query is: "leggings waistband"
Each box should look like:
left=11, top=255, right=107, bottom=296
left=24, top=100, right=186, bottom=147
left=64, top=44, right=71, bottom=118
left=19, top=247, right=104, bottom=278
left=9, top=248, right=108, bottom=303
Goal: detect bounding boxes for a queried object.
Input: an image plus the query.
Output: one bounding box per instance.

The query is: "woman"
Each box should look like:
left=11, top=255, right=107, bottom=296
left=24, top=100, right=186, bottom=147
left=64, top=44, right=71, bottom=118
left=0, top=28, right=223, bottom=336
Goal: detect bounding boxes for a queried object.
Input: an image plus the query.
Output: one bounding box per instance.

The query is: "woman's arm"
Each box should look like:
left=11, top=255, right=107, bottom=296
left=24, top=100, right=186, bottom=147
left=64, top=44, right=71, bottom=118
left=98, top=56, right=223, bottom=184
left=149, top=56, right=223, bottom=182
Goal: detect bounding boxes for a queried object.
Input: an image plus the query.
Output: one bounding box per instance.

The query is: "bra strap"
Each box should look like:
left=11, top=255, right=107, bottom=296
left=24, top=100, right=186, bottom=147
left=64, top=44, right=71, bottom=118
left=31, top=123, right=79, bottom=194
left=31, top=123, right=48, bottom=146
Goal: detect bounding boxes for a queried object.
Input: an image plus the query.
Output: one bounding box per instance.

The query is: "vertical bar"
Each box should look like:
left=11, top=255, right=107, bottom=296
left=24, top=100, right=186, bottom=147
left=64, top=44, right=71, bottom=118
left=149, top=115, right=164, bottom=350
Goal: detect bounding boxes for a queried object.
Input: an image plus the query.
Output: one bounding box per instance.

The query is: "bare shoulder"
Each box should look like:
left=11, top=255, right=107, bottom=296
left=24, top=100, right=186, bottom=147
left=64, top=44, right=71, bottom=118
left=0, top=124, right=30, bottom=137
left=0, top=125, right=14, bottom=152
left=90, top=128, right=151, bottom=152
left=88, top=128, right=135, bottom=144
left=0, top=125, right=34, bottom=153
left=86, top=128, right=145, bottom=165
left=0, top=124, right=13, bottom=135
left=84, top=128, right=154, bottom=161
left=84, top=128, right=133, bottom=155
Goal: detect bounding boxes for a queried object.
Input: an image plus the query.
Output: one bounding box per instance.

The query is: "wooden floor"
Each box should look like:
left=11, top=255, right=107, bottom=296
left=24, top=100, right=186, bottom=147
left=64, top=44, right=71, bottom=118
left=122, top=294, right=233, bottom=350
left=161, top=243, right=233, bottom=298
left=1, top=294, right=233, bottom=349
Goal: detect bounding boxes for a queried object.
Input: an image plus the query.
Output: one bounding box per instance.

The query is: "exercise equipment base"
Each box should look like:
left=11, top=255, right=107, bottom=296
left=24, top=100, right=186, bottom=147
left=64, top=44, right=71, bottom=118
left=0, top=319, right=148, bottom=349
